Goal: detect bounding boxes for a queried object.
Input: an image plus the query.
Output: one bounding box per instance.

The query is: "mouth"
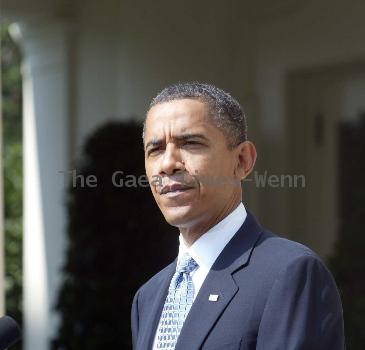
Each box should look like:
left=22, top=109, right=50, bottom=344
left=159, top=183, right=195, bottom=196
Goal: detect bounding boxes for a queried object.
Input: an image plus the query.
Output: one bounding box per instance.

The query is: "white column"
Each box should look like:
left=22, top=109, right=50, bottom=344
left=10, top=20, right=70, bottom=350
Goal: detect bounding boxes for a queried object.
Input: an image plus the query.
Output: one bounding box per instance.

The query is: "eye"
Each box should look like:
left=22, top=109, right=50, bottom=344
left=147, top=147, right=162, bottom=156
left=182, top=141, right=205, bottom=150
left=184, top=141, right=201, bottom=147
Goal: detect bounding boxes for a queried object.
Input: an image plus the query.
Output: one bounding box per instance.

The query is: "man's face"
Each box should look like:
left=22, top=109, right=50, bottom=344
left=144, top=99, right=243, bottom=231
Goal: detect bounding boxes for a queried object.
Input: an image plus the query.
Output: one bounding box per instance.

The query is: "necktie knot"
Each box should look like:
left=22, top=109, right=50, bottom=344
left=176, top=253, right=198, bottom=274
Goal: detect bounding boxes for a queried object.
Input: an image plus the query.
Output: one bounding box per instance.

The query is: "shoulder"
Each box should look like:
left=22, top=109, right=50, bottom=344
left=256, top=229, right=322, bottom=264
left=235, top=229, right=341, bottom=315
left=246, top=229, right=334, bottom=286
left=253, top=233, right=344, bottom=349
left=237, top=211, right=326, bottom=277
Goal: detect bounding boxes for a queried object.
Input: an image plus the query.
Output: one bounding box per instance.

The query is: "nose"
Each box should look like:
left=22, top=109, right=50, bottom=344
left=159, top=143, right=185, bottom=175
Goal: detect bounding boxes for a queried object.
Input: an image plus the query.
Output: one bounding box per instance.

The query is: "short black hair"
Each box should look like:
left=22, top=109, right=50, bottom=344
left=144, top=82, right=247, bottom=148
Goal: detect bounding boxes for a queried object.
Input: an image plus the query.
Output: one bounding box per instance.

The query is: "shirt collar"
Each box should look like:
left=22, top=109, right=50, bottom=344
left=178, top=202, right=247, bottom=271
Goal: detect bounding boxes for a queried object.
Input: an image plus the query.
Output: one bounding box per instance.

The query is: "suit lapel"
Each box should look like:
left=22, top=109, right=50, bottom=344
left=138, top=261, right=176, bottom=350
left=175, top=211, right=264, bottom=350
left=175, top=267, right=238, bottom=350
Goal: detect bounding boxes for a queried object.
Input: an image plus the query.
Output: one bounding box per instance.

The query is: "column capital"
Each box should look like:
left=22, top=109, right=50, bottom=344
left=9, top=19, right=73, bottom=78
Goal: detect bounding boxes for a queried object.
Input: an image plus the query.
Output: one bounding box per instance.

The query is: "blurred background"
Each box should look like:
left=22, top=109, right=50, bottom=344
left=0, top=0, right=364, bottom=349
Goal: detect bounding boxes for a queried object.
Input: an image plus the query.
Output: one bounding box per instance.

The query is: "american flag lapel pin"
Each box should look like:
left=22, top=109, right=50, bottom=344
left=208, top=294, right=219, bottom=302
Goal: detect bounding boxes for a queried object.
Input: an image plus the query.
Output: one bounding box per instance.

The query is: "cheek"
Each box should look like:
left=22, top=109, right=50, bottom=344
left=187, top=158, right=217, bottom=187
left=185, top=155, right=211, bottom=173
left=145, top=162, right=158, bottom=183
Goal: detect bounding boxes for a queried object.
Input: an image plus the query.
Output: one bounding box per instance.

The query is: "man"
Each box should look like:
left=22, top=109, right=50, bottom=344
left=131, top=82, right=344, bottom=350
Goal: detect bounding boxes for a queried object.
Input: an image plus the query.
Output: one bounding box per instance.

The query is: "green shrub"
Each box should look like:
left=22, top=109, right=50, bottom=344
left=53, top=121, right=176, bottom=349
left=1, top=22, right=23, bottom=350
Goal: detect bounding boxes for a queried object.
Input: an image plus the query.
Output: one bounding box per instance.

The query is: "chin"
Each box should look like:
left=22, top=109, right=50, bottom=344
left=163, top=214, right=190, bottom=228
left=162, top=206, right=196, bottom=228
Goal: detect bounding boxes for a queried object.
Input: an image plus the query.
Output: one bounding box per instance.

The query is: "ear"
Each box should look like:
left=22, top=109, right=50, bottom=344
left=234, top=141, right=257, bottom=180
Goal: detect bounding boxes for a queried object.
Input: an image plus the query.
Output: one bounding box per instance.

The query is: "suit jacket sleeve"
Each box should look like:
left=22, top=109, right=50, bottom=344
left=131, top=289, right=140, bottom=349
left=256, top=254, right=345, bottom=350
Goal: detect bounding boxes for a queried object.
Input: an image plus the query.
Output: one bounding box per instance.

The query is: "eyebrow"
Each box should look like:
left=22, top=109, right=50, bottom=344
left=144, top=133, right=210, bottom=150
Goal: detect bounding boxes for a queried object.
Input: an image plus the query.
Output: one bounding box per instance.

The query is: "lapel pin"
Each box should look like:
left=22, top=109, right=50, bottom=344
left=208, top=294, right=219, bottom=302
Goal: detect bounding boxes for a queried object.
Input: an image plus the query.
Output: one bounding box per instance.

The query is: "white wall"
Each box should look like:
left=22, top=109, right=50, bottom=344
left=285, top=64, right=365, bottom=260
left=73, top=0, right=257, bottom=149
left=255, top=0, right=365, bottom=244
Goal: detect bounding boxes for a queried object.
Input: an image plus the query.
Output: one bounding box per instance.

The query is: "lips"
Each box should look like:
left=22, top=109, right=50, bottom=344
left=159, top=183, right=194, bottom=195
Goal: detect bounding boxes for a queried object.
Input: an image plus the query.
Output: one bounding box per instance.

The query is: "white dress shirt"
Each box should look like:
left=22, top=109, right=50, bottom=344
left=177, top=202, right=247, bottom=300
left=152, top=202, right=247, bottom=349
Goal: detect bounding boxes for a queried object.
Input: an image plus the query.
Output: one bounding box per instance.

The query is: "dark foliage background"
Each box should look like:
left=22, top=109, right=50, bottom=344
left=52, top=121, right=176, bottom=349
left=1, top=22, right=23, bottom=350
left=329, top=113, right=365, bottom=350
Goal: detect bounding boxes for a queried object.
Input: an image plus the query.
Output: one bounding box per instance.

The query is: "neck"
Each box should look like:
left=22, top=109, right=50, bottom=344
left=179, top=197, right=241, bottom=247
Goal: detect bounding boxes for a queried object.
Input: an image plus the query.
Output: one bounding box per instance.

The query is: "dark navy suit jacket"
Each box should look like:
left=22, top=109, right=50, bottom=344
left=131, top=212, right=345, bottom=349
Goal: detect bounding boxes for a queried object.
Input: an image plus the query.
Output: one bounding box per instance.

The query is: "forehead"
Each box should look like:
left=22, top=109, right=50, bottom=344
left=145, top=99, right=212, bottom=135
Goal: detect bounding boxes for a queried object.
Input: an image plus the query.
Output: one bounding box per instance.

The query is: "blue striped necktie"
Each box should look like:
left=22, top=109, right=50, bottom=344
left=155, top=253, right=199, bottom=349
